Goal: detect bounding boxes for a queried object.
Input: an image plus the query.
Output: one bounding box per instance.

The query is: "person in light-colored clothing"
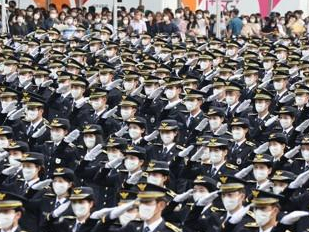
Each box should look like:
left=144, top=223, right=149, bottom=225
left=130, top=10, right=147, bottom=34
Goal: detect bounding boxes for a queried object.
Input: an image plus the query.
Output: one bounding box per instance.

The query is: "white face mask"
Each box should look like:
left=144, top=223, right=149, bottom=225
left=71, top=89, right=82, bottom=99
left=209, top=150, right=223, bottom=165
left=303, top=50, right=309, bottom=57
left=213, top=88, right=222, bottom=95
left=269, top=144, right=283, bottom=158
left=289, top=67, right=298, bottom=75
left=51, top=131, right=65, bottom=143
left=273, top=81, right=284, bottom=91
left=301, top=149, right=309, bottom=161
left=199, top=61, right=210, bottom=71
left=280, top=118, right=292, bottom=129
left=160, top=133, right=174, bottom=145
left=107, top=152, right=121, bottom=162
left=99, top=75, right=110, bottom=85
left=253, top=169, right=268, bottom=182
left=53, top=182, right=69, bottom=196
left=272, top=185, right=285, bottom=194
left=200, top=148, right=210, bottom=160
left=263, top=62, right=272, bottom=70
left=22, top=167, right=37, bottom=181
left=139, top=203, right=156, bottom=221
left=72, top=203, right=89, bottom=218
left=121, top=109, right=132, bottom=121
left=141, top=39, right=149, bottom=46
left=193, top=192, right=208, bottom=202
left=83, top=137, right=96, bottom=149
left=89, top=46, right=97, bottom=53
left=255, top=103, right=266, bottom=113
left=106, top=50, right=114, bottom=58
left=0, top=212, right=15, bottom=229
left=244, top=76, right=255, bottom=87
left=8, top=156, right=21, bottom=166
left=154, top=47, right=161, bottom=54
left=222, top=196, right=239, bottom=212
left=124, top=158, right=139, bottom=172
left=165, top=89, right=176, bottom=100
left=35, top=77, right=44, bottom=86
left=213, top=59, right=220, bottom=67
left=232, top=129, right=244, bottom=141
left=209, top=119, right=221, bottom=131
left=26, top=109, right=39, bottom=121
left=123, top=82, right=134, bottom=91
left=0, top=139, right=9, bottom=151
left=295, top=96, right=306, bottom=106
left=91, top=100, right=103, bottom=111
left=226, top=95, right=236, bottom=106
left=144, top=86, right=154, bottom=96
left=119, top=211, right=137, bottom=226
left=19, top=75, right=30, bottom=86
left=57, top=83, right=69, bottom=93
left=3, top=66, right=12, bottom=75
left=185, top=100, right=197, bottom=112
left=254, top=209, right=271, bottom=227
left=129, top=128, right=141, bottom=140
left=147, top=175, right=162, bottom=186
left=277, top=53, right=285, bottom=60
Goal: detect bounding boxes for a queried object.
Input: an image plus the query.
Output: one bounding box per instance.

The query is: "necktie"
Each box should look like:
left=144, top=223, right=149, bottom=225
left=232, top=143, right=239, bottom=152
left=143, top=226, right=150, bottom=232
left=226, top=107, right=231, bottom=115
left=73, top=222, right=82, bottom=232
left=27, top=124, right=34, bottom=135
left=187, top=116, right=194, bottom=127
left=55, top=201, right=61, bottom=209
left=162, top=147, right=168, bottom=155
left=211, top=167, right=216, bottom=176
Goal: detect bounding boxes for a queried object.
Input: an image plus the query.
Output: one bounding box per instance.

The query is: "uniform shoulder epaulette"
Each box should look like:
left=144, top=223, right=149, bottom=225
left=118, top=169, right=128, bottom=173
left=248, top=113, right=257, bottom=116
left=246, top=210, right=255, bottom=219
left=142, top=172, right=148, bottom=177
left=246, top=180, right=257, bottom=183
left=68, top=143, right=75, bottom=147
left=77, top=145, right=84, bottom=149
left=43, top=118, right=50, bottom=125
left=245, top=141, right=255, bottom=146
left=176, top=145, right=184, bottom=150
left=17, top=178, right=25, bottom=182
left=210, top=206, right=226, bottom=212
left=152, top=143, right=162, bottom=146
left=226, top=163, right=238, bottom=170
left=44, top=193, right=56, bottom=197
left=60, top=215, right=76, bottom=220
left=165, top=222, right=182, bottom=232
left=46, top=140, right=54, bottom=143
left=244, top=222, right=258, bottom=228
left=295, top=157, right=305, bottom=161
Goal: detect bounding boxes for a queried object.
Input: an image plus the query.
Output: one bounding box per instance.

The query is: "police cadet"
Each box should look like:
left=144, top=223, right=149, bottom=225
left=1, top=56, right=19, bottom=86
left=229, top=117, right=255, bottom=169
left=0, top=191, right=26, bottom=232
left=126, top=117, right=148, bottom=146
left=42, top=186, right=97, bottom=232
left=0, top=87, right=20, bottom=125
left=29, top=66, right=52, bottom=100
left=272, top=70, right=291, bottom=111
left=14, top=64, right=34, bottom=92
left=242, top=65, right=259, bottom=101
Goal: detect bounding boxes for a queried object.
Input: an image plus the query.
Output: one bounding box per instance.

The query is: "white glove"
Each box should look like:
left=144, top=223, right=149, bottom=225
left=264, top=115, right=278, bottom=127
left=280, top=211, right=309, bottom=225
left=126, top=170, right=143, bottom=185
left=52, top=201, right=71, bottom=218
left=200, top=84, right=212, bottom=94
left=190, top=147, right=204, bottom=162
left=32, top=125, right=47, bottom=138
left=8, top=108, right=24, bottom=120
left=178, top=145, right=194, bottom=158
left=197, top=190, right=220, bottom=206
left=185, top=57, right=199, bottom=66
left=130, top=84, right=144, bottom=97
left=214, top=124, right=227, bottom=136
left=164, top=101, right=179, bottom=110
left=235, top=165, right=253, bottom=179
left=56, top=84, right=67, bottom=94
left=87, top=73, right=98, bottom=84
left=0, top=152, right=8, bottom=162
left=64, top=129, right=80, bottom=143
left=75, top=98, right=88, bottom=109
left=205, top=70, right=219, bottom=81
left=84, top=144, right=103, bottom=161
left=90, top=207, right=115, bottom=219
left=296, top=119, right=309, bottom=133
left=195, top=118, right=208, bottom=132
left=236, top=99, right=251, bottom=113
left=110, top=201, right=136, bottom=220
left=149, top=86, right=164, bottom=100
left=258, top=181, right=273, bottom=190
left=229, top=204, right=251, bottom=224
left=115, top=125, right=128, bottom=137
left=31, top=179, right=52, bottom=190
left=258, top=79, right=271, bottom=88
left=144, top=130, right=159, bottom=142
left=105, top=157, right=124, bottom=169
left=1, top=102, right=16, bottom=114
left=289, top=170, right=309, bottom=189
left=102, top=106, right=118, bottom=119
left=284, top=145, right=301, bottom=159
left=41, top=80, right=53, bottom=88
left=228, top=74, right=242, bottom=81
left=254, top=142, right=269, bottom=154
left=6, top=73, right=17, bottom=83
left=106, top=79, right=122, bottom=91
left=206, top=90, right=224, bottom=102
left=49, top=71, right=58, bottom=80
left=279, top=93, right=295, bottom=103
left=174, top=189, right=194, bottom=203
left=2, top=165, right=19, bottom=175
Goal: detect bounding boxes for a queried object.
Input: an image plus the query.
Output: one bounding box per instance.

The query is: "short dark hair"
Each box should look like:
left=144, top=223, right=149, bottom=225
left=232, top=8, right=239, bottom=16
